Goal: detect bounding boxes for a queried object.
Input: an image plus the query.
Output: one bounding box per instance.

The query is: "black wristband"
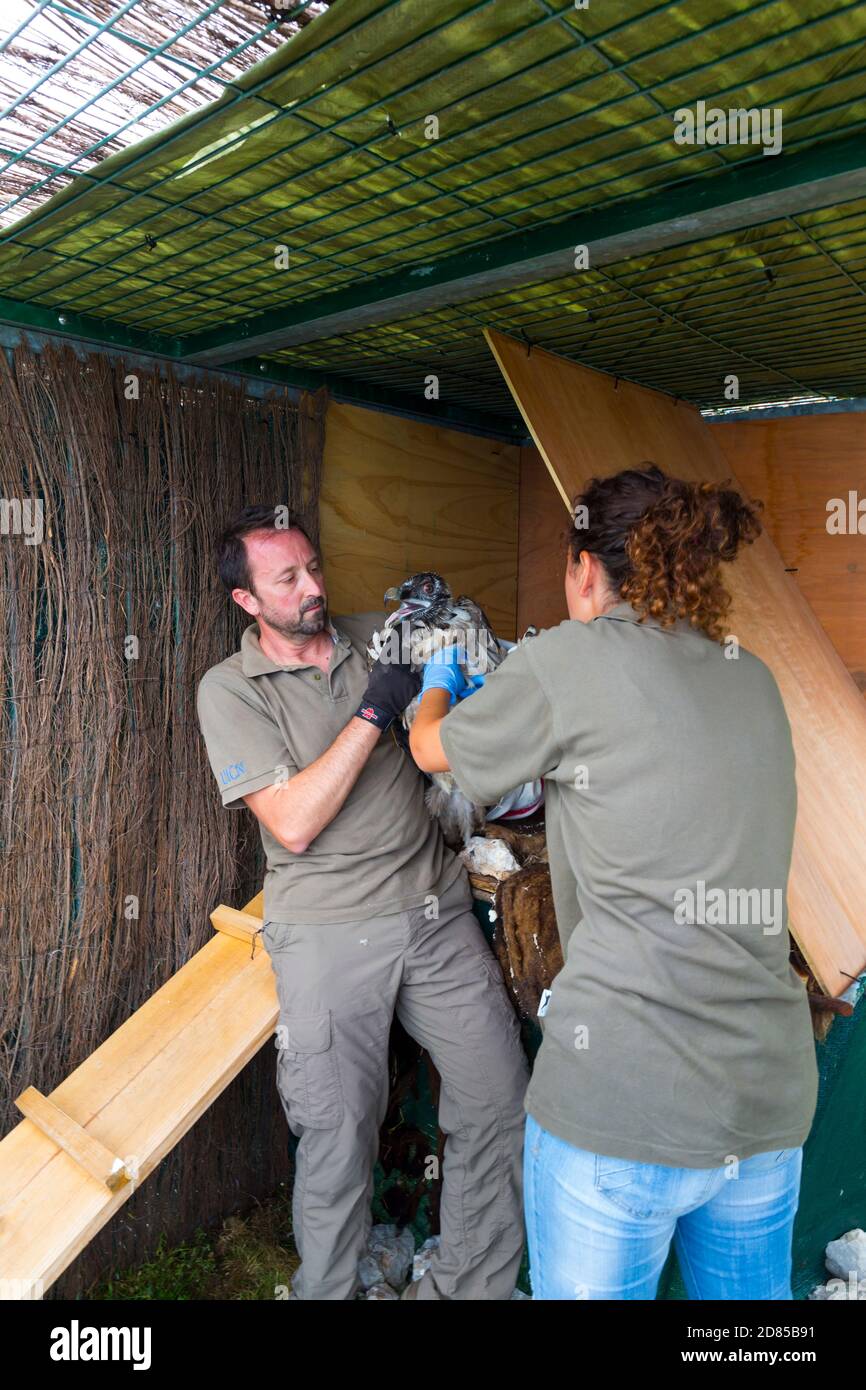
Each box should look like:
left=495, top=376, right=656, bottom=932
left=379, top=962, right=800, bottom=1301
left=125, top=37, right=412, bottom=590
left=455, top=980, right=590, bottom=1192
left=354, top=699, right=393, bottom=732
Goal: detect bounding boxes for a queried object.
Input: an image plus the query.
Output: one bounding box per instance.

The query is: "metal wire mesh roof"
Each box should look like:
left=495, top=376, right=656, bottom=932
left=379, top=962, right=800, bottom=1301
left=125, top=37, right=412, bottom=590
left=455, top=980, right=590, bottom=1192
left=264, top=195, right=866, bottom=415
left=0, top=0, right=865, bottom=433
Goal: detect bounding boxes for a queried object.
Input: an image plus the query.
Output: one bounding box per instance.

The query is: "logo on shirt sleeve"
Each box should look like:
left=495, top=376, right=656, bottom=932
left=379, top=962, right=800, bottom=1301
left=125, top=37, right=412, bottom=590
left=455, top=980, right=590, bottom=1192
left=219, top=761, right=247, bottom=786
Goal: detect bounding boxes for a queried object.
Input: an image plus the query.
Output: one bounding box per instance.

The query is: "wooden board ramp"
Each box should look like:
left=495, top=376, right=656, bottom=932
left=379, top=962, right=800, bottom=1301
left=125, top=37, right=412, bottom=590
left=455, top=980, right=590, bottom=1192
left=0, top=892, right=276, bottom=1300
left=486, top=328, right=866, bottom=999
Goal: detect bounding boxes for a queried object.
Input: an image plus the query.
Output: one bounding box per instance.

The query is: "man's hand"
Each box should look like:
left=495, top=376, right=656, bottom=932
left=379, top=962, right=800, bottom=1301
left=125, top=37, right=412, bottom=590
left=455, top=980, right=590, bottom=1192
left=354, top=634, right=422, bottom=732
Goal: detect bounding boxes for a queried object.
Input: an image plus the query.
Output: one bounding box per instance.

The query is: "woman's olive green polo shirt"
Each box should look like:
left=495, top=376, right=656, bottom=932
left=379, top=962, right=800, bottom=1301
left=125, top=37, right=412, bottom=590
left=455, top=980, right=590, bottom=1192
left=439, top=601, right=819, bottom=1169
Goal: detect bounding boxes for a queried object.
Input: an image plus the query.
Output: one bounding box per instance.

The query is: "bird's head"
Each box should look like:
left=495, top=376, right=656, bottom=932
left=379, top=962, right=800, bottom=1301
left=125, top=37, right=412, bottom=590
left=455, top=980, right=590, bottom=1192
left=383, top=572, right=453, bottom=627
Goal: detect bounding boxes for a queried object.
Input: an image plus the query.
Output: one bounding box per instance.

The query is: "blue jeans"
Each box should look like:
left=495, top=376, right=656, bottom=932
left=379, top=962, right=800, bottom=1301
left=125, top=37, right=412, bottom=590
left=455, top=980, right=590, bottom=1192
left=524, top=1112, right=803, bottom=1299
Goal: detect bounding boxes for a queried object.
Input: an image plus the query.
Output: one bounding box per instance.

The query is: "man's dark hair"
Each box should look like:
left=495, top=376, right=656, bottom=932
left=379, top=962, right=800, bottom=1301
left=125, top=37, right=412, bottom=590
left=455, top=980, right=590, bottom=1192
left=215, top=506, right=315, bottom=595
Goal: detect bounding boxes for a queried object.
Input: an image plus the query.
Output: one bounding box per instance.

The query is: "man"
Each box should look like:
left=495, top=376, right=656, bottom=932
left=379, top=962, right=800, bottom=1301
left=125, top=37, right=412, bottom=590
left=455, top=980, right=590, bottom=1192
left=196, top=505, right=529, bottom=1300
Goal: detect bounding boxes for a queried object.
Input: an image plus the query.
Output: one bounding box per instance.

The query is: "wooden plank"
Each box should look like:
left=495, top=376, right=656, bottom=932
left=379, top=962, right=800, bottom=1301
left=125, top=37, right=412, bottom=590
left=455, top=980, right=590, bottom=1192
left=0, top=892, right=277, bottom=1299
left=488, top=328, right=866, bottom=998
left=210, top=904, right=266, bottom=947
left=14, top=1089, right=130, bottom=1191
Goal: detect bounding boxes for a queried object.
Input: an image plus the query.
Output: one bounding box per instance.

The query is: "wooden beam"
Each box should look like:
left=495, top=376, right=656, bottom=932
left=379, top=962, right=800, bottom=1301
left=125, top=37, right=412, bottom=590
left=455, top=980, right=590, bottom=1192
left=487, top=327, right=866, bottom=997
left=210, top=904, right=266, bottom=948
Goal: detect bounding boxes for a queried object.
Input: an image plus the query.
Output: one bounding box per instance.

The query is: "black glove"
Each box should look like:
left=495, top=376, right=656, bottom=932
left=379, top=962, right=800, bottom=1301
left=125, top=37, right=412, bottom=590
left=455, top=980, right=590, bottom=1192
left=354, top=645, right=422, bottom=733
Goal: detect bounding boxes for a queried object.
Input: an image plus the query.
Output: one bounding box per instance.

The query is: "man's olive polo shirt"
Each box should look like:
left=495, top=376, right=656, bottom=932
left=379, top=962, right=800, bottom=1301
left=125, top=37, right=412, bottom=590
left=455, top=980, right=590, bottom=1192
left=196, top=611, right=463, bottom=925
left=439, top=601, right=819, bottom=1168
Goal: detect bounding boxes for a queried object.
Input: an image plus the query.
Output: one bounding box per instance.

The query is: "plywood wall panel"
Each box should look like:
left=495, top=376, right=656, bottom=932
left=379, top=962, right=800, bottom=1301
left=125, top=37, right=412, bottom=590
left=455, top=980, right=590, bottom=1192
left=711, top=414, right=866, bottom=693
left=489, top=329, right=866, bottom=997
left=320, top=401, right=520, bottom=640
left=517, top=442, right=569, bottom=635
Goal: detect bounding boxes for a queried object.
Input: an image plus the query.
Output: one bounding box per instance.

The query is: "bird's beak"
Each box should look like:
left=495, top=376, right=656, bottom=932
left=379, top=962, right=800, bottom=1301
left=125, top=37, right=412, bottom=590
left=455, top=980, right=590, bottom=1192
left=383, top=586, right=401, bottom=604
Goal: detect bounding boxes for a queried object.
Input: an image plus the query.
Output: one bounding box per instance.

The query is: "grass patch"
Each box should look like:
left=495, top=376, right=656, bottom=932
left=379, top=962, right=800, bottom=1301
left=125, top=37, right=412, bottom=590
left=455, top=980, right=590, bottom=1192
left=86, top=1183, right=300, bottom=1301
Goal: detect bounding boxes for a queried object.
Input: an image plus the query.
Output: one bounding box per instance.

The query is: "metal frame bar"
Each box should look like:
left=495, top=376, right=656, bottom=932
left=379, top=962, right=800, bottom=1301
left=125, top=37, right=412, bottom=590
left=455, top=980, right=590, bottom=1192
left=9, top=0, right=865, bottom=325
left=0, top=317, right=526, bottom=442
left=0, top=0, right=417, bottom=247
left=0, top=0, right=141, bottom=119
left=704, top=396, right=866, bottom=419
left=3, top=0, right=539, bottom=308
left=181, top=133, right=866, bottom=363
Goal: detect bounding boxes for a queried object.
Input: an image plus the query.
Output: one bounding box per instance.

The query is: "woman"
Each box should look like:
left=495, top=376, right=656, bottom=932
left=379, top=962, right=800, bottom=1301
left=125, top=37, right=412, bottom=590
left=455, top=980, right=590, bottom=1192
left=408, top=464, right=819, bottom=1301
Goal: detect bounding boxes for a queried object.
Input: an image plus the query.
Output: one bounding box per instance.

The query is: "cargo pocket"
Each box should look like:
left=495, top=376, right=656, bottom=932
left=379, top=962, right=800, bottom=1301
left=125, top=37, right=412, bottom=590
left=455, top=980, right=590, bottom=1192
left=274, top=1010, right=343, bottom=1129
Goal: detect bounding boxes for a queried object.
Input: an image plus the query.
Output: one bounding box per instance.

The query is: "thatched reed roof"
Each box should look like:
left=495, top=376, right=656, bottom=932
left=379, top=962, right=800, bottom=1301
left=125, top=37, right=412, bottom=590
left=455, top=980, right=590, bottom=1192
left=0, top=1, right=329, bottom=227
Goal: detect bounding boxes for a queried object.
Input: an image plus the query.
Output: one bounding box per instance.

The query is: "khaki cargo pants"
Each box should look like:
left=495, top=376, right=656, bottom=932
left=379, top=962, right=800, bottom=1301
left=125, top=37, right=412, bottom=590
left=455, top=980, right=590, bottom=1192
left=260, top=869, right=530, bottom=1300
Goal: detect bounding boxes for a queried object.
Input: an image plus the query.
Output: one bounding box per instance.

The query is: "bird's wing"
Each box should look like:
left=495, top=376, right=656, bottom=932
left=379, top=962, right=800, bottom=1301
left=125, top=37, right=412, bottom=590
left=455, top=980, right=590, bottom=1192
left=455, top=595, right=494, bottom=632
left=451, top=598, right=504, bottom=672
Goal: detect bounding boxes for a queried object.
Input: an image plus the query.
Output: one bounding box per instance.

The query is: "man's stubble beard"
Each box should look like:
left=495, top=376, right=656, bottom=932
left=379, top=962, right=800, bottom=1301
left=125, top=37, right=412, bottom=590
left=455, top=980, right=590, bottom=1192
left=256, top=595, right=328, bottom=639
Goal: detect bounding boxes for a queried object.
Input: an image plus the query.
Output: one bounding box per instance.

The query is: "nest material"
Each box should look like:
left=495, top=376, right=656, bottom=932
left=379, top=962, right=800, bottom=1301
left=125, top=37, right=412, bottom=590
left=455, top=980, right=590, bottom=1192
left=456, top=816, right=559, bottom=1024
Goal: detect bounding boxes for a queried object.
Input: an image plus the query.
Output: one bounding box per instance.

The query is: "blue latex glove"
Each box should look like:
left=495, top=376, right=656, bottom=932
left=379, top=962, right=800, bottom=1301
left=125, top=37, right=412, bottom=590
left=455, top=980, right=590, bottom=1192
left=421, top=644, right=477, bottom=707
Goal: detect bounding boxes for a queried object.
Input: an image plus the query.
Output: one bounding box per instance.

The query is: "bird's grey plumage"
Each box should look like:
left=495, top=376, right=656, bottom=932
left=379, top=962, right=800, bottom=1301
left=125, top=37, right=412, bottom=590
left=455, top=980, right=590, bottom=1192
left=367, top=572, right=539, bottom=848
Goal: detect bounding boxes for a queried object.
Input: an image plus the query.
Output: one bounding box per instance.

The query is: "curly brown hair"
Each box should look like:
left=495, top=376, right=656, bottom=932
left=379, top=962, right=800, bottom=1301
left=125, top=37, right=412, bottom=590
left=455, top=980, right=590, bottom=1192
left=568, top=464, right=764, bottom=643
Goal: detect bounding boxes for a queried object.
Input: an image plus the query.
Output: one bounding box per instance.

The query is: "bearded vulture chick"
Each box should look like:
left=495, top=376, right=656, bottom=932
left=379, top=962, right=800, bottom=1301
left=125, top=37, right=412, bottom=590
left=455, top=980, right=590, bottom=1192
left=366, top=572, right=544, bottom=848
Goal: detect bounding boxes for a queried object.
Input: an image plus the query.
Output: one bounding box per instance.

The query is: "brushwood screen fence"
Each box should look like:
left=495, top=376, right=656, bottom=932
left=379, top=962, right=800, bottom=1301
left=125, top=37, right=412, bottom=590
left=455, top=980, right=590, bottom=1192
left=0, top=343, right=327, bottom=1294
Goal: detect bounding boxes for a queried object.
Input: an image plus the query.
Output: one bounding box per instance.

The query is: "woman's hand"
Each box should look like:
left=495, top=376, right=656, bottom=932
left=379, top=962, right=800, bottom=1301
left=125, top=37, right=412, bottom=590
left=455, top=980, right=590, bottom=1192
left=421, top=644, right=486, bottom=706
left=411, top=645, right=487, bottom=772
